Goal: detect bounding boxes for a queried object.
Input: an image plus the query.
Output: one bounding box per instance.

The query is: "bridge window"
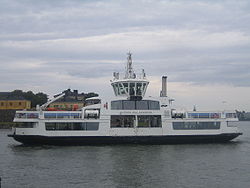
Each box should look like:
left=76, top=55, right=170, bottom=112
left=136, top=83, right=142, bottom=95
left=111, top=101, right=123, bottom=110
left=129, top=83, right=135, bottom=96
left=173, top=122, right=220, bottom=130
left=123, top=100, right=135, bottom=110
left=118, top=83, right=126, bottom=95
left=136, top=100, right=148, bottom=110
left=123, top=83, right=129, bottom=94
left=149, top=101, right=160, bottom=110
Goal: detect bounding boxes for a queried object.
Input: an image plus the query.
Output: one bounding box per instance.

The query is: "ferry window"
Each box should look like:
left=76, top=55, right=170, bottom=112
left=136, top=83, right=142, bottom=96
left=16, top=122, right=37, bottom=128
left=136, top=100, right=148, bottom=110
left=111, top=101, right=123, bottom=110
left=148, top=101, right=160, bottom=110
left=111, top=115, right=135, bottom=128
left=173, top=122, right=220, bottom=130
left=129, top=83, right=135, bottom=96
left=123, top=100, right=135, bottom=110
left=45, top=122, right=99, bottom=131
left=226, top=113, right=237, bottom=118
left=138, top=115, right=162, bottom=127
left=138, top=116, right=150, bottom=127
left=86, top=122, right=99, bottom=130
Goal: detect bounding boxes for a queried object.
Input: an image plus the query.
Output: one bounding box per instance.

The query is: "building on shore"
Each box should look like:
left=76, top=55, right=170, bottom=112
left=0, top=92, right=31, bottom=110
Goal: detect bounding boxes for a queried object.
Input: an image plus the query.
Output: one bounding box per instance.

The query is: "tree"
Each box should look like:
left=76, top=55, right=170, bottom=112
left=10, top=90, right=48, bottom=108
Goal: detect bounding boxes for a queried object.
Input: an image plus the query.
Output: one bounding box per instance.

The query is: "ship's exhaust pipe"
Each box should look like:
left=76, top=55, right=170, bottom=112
left=161, top=76, right=167, bottom=97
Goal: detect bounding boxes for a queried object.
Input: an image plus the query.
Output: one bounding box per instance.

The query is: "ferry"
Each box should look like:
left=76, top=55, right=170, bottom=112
left=8, top=53, right=242, bottom=145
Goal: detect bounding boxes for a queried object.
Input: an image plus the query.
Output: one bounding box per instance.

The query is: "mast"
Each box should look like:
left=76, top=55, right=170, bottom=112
left=111, top=52, right=149, bottom=98
left=125, top=52, right=135, bottom=79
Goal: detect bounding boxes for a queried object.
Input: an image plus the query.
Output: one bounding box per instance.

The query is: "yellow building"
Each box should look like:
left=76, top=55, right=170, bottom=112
left=0, top=100, right=31, bottom=110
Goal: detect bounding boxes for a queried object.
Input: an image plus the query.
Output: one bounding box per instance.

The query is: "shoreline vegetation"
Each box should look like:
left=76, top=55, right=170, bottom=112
left=0, top=122, right=15, bottom=129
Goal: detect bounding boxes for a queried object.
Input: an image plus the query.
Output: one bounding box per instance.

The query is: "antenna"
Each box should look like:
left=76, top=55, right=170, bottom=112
left=125, top=52, right=135, bottom=79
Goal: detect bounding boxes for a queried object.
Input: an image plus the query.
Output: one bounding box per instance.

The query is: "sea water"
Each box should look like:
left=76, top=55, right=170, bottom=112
left=0, top=122, right=250, bottom=188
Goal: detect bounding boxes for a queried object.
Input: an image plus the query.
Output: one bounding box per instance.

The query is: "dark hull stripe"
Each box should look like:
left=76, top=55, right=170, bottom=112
left=9, top=133, right=242, bottom=145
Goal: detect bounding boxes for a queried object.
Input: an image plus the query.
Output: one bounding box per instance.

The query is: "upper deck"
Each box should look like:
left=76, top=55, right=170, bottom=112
left=14, top=109, right=238, bottom=121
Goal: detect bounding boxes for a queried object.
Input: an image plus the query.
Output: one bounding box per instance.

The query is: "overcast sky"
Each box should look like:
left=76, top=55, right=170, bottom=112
left=1, top=0, right=250, bottom=111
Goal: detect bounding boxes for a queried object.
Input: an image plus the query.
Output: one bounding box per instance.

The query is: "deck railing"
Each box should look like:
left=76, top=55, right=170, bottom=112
left=187, top=112, right=221, bottom=119
left=172, top=111, right=237, bottom=119
left=15, top=111, right=82, bottom=119
left=44, top=112, right=82, bottom=119
left=15, top=112, right=39, bottom=119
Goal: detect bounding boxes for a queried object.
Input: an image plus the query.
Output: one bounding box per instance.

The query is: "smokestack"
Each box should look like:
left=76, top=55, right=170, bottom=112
left=161, top=76, right=167, bottom=97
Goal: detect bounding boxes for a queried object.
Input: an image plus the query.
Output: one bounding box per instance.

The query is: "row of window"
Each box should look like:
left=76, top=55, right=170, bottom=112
left=111, top=100, right=160, bottom=110
left=15, top=119, right=221, bottom=131
left=112, top=82, right=148, bottom=96
left=16, top=122, right=37, bottom=128
left=45, top=122, right=99, bottom=131
left=1, top=102, right=23, bottom=106
left=111, top=115, right=162, bottom=128
left=226, top=113, right=237, bottom=118
left=173, top=122, right=220, bottom=130
left=44, top=113, right=82, bottom=119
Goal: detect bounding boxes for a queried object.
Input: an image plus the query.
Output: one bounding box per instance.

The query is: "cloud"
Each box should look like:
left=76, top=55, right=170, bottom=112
left=0, top=0, right=250, bottom=110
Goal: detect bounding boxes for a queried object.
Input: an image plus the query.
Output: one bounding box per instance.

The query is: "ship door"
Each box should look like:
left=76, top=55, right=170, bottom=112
left=110, top=115, right=137, bottom=136
left=133, top=117, right=138, bottom=136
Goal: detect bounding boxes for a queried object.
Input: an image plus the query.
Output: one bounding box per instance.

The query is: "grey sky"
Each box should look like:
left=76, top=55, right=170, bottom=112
left=1, top=0, right=250, bottom=110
